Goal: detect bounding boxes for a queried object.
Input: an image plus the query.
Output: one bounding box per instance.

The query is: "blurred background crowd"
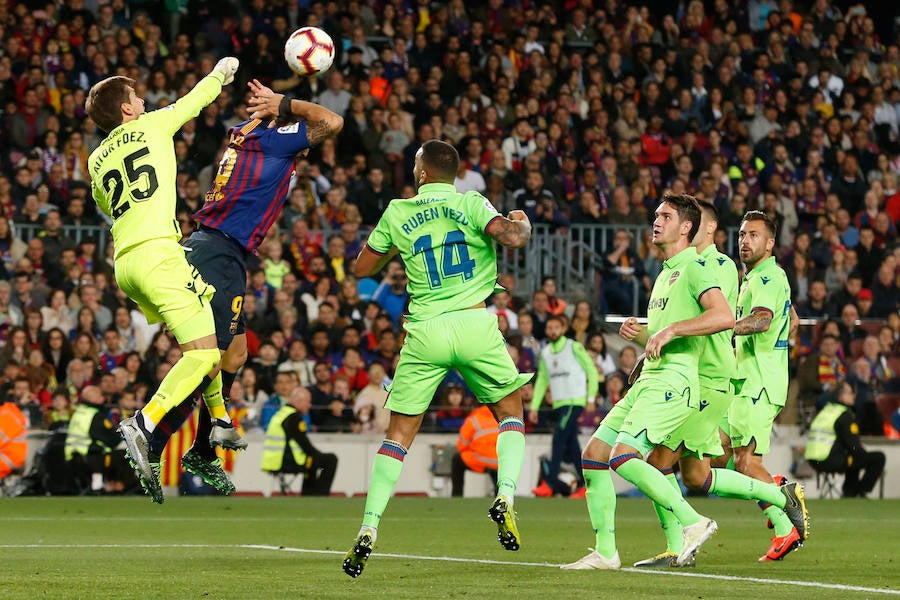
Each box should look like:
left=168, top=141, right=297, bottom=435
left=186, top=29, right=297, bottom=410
left=1, top=0, right=900, bottom=450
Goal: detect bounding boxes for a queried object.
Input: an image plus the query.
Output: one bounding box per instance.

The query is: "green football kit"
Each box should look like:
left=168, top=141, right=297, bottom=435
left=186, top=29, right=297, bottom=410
left=729, top=256, right=792, bottom=454
left=671, top=244, right=739, bottom=458
left=364, top=182, right=532, bottom=413
left=615, top=246, right=719, bottom=455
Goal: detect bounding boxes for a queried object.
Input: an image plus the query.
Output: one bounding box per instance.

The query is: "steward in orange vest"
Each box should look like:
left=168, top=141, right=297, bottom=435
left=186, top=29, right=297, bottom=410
left=0, top=401, right=27, bottom=479
left=451, top=405, right=498, bottom=497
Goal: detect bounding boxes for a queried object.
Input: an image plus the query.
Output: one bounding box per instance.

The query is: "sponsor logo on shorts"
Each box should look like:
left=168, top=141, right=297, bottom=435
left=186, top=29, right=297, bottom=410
left=699, top=399, right=709, bottom=411
left=664, top=390, right=674, bottom=402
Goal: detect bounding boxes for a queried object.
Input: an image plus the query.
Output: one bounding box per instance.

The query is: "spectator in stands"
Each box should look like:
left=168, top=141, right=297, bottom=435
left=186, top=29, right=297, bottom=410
left=798, top=333, right=848, bottom=412
left=869, top=261, right=900, bottom=318
left=839, top=303, right=868, bottom=356
left=797, top=279, right=831, bottom=319
left=372, top=261, right=408, bottom=327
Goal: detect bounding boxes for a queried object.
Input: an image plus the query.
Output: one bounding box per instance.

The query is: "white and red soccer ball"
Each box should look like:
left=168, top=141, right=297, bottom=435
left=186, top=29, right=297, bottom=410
left=284, top=26, right=335, bottom=78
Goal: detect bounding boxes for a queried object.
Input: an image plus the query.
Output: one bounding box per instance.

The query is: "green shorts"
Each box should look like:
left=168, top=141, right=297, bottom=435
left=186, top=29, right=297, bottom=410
left=593, top=390, right=636, bottom=446
left=671, top=384, right=731, bottom=459
left=385, top=309, right=532, bottom=415
left=115, top=239, right=216, bottom=344
left=728, top=388, right=782, bottom=455
left=615, top=377, right=698, bottom=455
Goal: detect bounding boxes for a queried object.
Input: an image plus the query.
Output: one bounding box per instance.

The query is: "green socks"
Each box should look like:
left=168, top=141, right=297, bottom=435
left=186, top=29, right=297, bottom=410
left=496, top=418, right=526, bottom=503
left=582, top=459, right=617, bottom=559
left=361, top=440, right=407, bottom=530
left=612, top=454, right=701, bottom=527
left=708, top=468, right=785, bottom=508
left=652, top=471, right=684, bottom=553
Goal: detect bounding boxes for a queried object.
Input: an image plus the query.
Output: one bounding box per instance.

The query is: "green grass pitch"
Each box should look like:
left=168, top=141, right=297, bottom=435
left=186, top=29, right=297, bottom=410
left=1, top=496, right=898, bottom=599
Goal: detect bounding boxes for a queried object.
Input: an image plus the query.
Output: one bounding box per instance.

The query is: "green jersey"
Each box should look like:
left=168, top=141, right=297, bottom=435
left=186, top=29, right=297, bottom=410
left=697, top=244, right=738, bottom=388
left=641, top=246, right=719, bottom=392
left=88, top=72, right=226, bottom=259
left=366, top=182, right=501, bottom=321
left=733, top=256, right=791, bottom=406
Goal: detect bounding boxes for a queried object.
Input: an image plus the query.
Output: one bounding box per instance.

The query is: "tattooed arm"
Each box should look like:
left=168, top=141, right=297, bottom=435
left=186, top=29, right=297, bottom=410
left=486, top=209, right=532, bottom=249
left=789, top=304, right=799, bottom=338
left=246, top=78, right=343, bottom=143
left=733, top=307, right=774, bottom=336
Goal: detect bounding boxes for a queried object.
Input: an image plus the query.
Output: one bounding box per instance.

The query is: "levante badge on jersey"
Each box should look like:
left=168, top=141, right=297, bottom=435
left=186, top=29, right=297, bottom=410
left=668, top=271, right=680, bottom=286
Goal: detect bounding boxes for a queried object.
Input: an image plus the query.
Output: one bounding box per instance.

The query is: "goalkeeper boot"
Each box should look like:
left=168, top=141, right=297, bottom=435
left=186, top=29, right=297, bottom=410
left=633, top=550, right=695, bottom=568
left=181, top=449, right=235, bottom=495
left=677, top=516, right=717, bottom=566
left=759, top=527, right=802, bottom=561
left=488, top=495, right=521, bottom=551
left=343, top=529, right=375, bottom=578
left=209, top=419, right=248, bottom=450
left=560, top=549, right=621, bottom=570
left=119, top=415, right=164, bottom=504
left=780, top=482, right=810, bottom=541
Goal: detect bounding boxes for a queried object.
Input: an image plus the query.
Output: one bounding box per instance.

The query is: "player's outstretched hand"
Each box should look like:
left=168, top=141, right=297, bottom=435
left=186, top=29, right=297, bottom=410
left=213, top=57, right=240, bottom=85
left=248, top=79, right=284, bottom=121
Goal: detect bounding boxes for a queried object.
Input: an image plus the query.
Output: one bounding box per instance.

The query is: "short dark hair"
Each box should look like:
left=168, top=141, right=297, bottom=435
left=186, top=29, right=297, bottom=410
left=662, top=193, right=701, bottom=241
left=420, top=139, right=459, bottom=181
left=86, top=76, right=135, bottom=133
left=546, top=314, right=566, bottom=328
left=697, top=199, right=718, bottom=222
left=740, top=210, right=777, bottom=238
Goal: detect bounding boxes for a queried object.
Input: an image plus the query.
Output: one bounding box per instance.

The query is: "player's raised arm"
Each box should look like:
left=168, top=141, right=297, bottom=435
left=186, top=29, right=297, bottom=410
left=486, top=209, right=532, bottom=249
left=247, top=79, right=344, bottom=145
left=153, top=57, right=239, bottom=135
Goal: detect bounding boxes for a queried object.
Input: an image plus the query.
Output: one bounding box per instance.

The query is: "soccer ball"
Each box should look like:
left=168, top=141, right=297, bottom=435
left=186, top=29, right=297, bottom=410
left=284, top=26, right=335, bottom=77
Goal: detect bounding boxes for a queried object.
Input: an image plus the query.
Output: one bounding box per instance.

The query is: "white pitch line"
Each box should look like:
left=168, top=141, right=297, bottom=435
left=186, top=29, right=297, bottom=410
left=3, top=543, right=898, bottom=596
left=244, top=544, right=900, bottom=596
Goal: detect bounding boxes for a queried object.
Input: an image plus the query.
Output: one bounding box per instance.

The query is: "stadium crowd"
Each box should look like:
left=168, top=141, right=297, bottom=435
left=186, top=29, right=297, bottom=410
left=1, top=0, right=900, bottom=451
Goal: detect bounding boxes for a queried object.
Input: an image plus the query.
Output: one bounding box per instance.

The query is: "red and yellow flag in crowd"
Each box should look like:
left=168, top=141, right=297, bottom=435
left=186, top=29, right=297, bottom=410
left=160, top=405, right=248, bottom=487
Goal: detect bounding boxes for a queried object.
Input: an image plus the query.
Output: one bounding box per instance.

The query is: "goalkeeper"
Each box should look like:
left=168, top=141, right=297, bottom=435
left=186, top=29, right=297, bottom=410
left=86, top=57, right=240, bottom=502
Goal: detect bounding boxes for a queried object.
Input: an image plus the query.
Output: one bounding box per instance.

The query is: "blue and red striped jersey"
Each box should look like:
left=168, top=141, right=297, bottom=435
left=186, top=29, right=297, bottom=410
left=194, top=119, right=310, bottom=252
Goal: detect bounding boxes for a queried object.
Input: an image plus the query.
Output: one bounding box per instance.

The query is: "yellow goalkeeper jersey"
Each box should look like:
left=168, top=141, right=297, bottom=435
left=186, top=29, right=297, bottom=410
left=88, top=72, right=226, bottom=259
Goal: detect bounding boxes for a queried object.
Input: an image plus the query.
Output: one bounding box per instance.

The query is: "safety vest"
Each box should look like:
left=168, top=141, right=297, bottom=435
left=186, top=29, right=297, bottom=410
left=457, top=406, right=498, bottom=473
left=541, top=339, right=587, bottom=402
left=65, top=404, right=99, bottom=461
left=804, top=403, right=847, bottom=461
left=0, top=403, right=27, bottom=478
left=260, top=406, right=307, bottom=472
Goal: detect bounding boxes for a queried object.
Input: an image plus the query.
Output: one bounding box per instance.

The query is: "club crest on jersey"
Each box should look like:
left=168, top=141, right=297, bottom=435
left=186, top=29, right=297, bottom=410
left=668, top=270, right=681, bottom=285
